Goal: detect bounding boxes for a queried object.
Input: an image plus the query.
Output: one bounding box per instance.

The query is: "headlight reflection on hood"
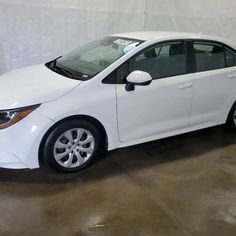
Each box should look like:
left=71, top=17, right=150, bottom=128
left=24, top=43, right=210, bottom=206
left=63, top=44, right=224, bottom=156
left=0, top=104, right=40, bottom=129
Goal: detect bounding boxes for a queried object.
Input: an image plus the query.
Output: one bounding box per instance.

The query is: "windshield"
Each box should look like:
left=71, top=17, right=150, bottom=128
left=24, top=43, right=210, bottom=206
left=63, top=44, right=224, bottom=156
left=46, top=36, right=142, bottom=81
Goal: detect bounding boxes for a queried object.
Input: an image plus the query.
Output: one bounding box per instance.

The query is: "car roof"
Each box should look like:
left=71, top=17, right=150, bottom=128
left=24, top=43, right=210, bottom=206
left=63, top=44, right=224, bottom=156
left=112, top=31, right=236, bottom=49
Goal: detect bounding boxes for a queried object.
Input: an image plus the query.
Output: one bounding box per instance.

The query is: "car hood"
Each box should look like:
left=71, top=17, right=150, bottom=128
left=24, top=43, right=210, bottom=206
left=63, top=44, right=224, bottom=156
left=0, top=64, right=82, bottom=110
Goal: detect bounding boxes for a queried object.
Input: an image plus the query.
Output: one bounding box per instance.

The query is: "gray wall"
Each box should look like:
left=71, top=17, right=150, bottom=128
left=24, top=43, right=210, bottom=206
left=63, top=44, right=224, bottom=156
left=0, top=0, right=236, bottom=74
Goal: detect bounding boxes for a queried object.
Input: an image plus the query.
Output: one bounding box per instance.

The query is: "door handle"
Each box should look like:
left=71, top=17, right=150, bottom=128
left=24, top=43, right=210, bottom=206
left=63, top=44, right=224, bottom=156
left=178, top=83, right=193, bottom=90
left=228, top=74, right=236, bottom=79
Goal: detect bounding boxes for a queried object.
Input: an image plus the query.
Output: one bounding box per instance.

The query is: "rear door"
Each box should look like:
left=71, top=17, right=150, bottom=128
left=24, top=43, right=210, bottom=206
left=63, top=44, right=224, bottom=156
left=189, top=41, right=236, bottom=126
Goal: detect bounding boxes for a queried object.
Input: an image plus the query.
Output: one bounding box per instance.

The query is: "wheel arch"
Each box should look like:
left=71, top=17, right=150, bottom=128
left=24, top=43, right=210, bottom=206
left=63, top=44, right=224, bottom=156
left=38, top=115, right=108, bottom=166
left=226, top=100, right=236, bottom=122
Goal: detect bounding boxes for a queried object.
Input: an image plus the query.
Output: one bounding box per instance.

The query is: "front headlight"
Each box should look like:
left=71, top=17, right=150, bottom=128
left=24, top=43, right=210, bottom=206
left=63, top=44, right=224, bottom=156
left=0, top=104, right=40, bottom=129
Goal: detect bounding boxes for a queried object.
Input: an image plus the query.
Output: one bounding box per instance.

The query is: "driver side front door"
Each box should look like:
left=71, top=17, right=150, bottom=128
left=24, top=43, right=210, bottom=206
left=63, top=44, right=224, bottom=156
left=116, top=40, right=194, bottom=142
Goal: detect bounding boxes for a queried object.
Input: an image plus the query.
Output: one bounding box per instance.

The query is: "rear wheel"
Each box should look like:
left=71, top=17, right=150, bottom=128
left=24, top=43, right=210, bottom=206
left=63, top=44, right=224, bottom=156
left=226, top=103, right=236, bottom=129
left=42, top=119, right=102, bottom=173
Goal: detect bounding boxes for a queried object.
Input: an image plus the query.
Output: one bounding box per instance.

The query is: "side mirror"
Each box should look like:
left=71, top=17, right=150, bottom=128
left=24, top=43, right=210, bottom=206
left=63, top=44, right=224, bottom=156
left=126, top=70, right=152, bottom=91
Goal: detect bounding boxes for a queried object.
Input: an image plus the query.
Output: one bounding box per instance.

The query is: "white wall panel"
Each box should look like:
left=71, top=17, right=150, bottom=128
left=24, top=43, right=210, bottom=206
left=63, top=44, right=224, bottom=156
left=0, top=0, right=236, bottom=74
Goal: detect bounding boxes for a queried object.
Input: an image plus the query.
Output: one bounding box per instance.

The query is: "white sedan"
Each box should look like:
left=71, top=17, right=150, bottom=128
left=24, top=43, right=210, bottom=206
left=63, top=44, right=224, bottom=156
left=0, top=31, right=236, bottom=173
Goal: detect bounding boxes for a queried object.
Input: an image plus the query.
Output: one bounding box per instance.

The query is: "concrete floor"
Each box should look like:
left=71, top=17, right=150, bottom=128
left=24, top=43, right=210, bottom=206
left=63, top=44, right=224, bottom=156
left=0, top=126, right=236, bottom=236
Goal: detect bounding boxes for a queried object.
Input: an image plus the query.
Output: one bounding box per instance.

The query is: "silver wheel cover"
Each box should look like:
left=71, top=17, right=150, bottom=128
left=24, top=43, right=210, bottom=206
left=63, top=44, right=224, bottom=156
left=53, top=128, right=95, bottom=168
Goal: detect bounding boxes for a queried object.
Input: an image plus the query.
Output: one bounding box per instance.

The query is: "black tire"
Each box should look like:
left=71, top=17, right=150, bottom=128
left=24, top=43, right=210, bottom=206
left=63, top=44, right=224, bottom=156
left=226, top=102, right=236, bottom=129
left=42, top=119, right=102, bottom=173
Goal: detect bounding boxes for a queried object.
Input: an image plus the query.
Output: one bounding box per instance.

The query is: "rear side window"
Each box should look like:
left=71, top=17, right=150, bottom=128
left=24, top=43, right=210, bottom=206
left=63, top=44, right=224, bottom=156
left=225, top=47, right=236, bottom=67
left=193, top=42, right=225, bottom=72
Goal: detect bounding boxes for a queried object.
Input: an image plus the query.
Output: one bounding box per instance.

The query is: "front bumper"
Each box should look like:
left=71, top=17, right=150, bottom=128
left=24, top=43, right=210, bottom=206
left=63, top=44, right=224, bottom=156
left=0, top=150, right=26, bottom=169
left=0, top=110, right=55, bottom=169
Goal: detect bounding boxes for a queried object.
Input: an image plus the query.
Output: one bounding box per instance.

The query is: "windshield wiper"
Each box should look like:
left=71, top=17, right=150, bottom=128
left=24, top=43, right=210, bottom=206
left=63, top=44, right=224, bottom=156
left=50, top=56, right=75, bottom=79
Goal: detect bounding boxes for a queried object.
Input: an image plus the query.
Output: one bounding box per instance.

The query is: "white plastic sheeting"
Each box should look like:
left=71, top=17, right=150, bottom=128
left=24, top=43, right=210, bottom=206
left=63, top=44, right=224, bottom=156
left=0, top=0, right=236, bottom=74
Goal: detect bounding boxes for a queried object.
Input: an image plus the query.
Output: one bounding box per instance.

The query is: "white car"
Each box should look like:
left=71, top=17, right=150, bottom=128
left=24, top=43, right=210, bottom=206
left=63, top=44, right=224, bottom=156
left=1, top=31, right=236, bottom=173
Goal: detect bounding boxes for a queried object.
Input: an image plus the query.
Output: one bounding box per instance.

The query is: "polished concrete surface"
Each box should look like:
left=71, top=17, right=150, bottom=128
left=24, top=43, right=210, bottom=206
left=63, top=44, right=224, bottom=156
left=0, top=126, right=236, bottom=236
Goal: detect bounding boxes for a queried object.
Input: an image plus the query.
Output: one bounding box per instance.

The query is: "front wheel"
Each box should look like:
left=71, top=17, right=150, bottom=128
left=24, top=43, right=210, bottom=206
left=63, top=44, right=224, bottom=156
left=226, top=103, right=236, bottom=129
left=42, top=119, right=102, bottom=173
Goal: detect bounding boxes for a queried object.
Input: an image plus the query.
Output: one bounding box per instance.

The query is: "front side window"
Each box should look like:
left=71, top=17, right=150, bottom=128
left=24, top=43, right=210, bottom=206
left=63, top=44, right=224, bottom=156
left=193, top=42, right=225, bottom=72
left=47, top=37, right=142, bottom=81
left=117, top=41, right=187, bottom=82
